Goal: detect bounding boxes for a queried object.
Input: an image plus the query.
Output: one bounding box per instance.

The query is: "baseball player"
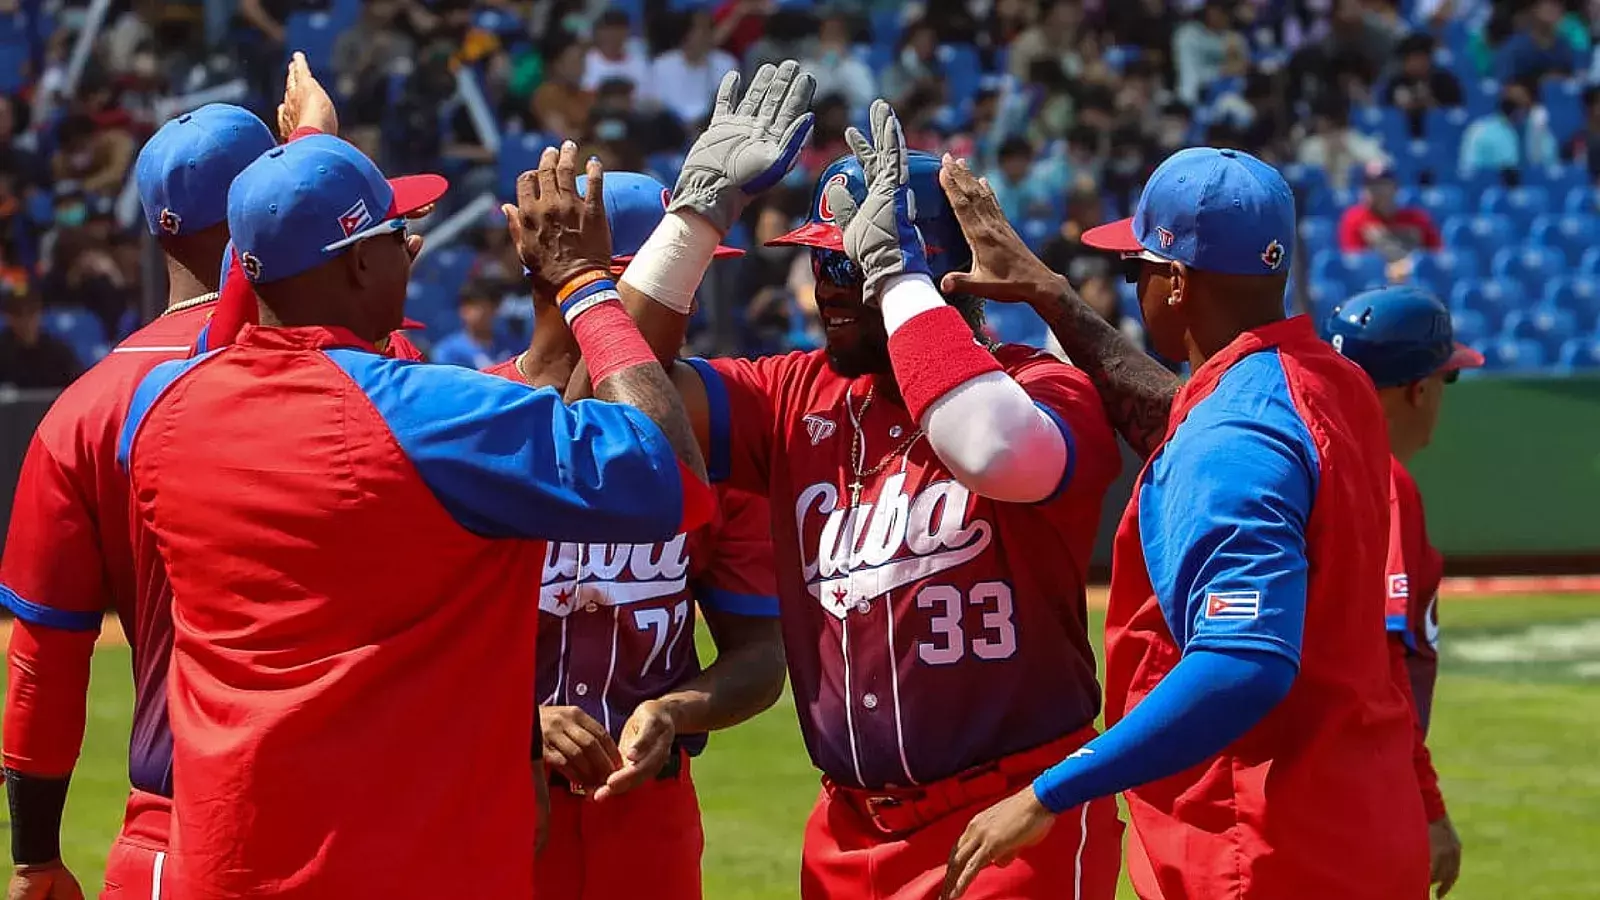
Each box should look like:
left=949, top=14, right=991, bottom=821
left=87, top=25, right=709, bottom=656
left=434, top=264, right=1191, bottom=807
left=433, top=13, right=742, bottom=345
left=1325, top=285, right=1479, bottom=897
left=596, top=73, right=1125, bottom=897
left=0, top=102, right=277, bottom=900
left=935, top=148, right=1429, bottom=900
left=115, top=139, right=712, bottom=898
left=485, top=170, right=785, bottom=900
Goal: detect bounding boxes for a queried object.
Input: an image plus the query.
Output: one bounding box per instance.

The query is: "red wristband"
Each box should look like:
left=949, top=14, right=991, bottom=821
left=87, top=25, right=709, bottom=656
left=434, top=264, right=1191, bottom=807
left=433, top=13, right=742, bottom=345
left=569, top=300, right=657, bottom=384
left=287, top=126, right=324, bottom=142
left=886, top=306, right=1004, bottom=422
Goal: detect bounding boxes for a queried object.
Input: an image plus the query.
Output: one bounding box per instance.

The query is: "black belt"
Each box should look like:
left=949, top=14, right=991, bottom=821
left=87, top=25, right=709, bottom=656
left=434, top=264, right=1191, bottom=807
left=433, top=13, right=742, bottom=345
left=548, top=746, right=684, bottom=796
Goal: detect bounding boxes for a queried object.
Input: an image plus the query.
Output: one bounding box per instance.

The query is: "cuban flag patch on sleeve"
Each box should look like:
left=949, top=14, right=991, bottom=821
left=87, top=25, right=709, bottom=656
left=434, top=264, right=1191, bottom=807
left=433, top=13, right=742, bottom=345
left=1205, top=590, right=1261, bottom=620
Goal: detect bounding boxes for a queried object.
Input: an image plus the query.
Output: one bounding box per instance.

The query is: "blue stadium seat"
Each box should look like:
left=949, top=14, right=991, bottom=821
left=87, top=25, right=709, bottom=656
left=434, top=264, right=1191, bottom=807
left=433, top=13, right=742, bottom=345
left=938, top=44, right=982, bottom=108
left=1529, top=214, right=1597, bottom=263
left=1298, top=216, right=1336, bottom=252
left=1310, top=250, right=1386, bottom=293
left=1411, top=248, right=1479, bottom=296
left=986, top=302, right=1048, bottom=347
left=646, top=151, right=685, bottom=188
left=1466, top=78, right=1500, bottom=118
left=1449, top=308, right=1488, bottom=347
left=1281, top=163, right=1334, bottom=217
left=1491, top=244, right=1566, bottom=298
left=1540, top=78, right=1584, bottom=144
left=404, top=282, right=459, bottom=337
left=1502, top=306, right=1578, bottom=359
left=1524, top=163, right=1588, bottom=198
left=1450, top=278, right=1518, bottom=325
left=1416, top=184, right=1465, bottom=220
left=870, top=8, right=903, bottom=48
left=1352, top=106, right=1409, bottom=152
left=498, top=131, right=549, bottom=199
left=1564, top=186, right=1600, bottom=215
left=1543, top=275, right=1600, bottom=326
left=1442, top=213, right=1514, bottom=261
left=1479, top=186, right=1551, bottom=232
left=42, top=306, right=107, bottom=366
left=284, top=12, right=340, bottom=74
left=1476, top=337, right=1547, bottom=372
left=1019, top=218, right=1054, bottom=253
left=1306, top=279, right=1346, bottom=322
left=1421, top=107, right=1470, bottom=150
left=1556, top=336, right=1600, bottom=371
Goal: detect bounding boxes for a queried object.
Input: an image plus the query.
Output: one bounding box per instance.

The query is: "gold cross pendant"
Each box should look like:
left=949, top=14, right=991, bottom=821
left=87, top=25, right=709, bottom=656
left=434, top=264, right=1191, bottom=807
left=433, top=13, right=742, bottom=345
left=848, top=478, right=864, bottom=508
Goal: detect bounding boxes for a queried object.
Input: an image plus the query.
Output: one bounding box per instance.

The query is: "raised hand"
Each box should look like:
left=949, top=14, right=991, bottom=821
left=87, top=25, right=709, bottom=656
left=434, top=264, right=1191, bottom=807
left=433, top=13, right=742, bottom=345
left=276, top=51, right=338, bottom=139
left=826, top=98, right=931, bottom=305
left=937, top=155, right=1068, bottom=306
left=503, top=141, right=611, bottom=300
left=669, top=59, right=816, bottom=233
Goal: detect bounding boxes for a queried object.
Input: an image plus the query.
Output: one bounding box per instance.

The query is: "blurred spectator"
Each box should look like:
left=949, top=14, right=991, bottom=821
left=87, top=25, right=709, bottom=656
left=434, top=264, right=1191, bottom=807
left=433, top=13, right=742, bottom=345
left=0, top=287, right=80, bottom=389
left=1297, top=97, right=1388, bottom=191
left=741, top=7, right=815, bottom=78
left=1338, top=162, right=1442, bottom=261
left=584, top=9, right=649, bottom=94
left=1009, top=1, right=1086, bottom=84
left=800, top=94, right=852, bottom=175
left=946, top=87, right=1001, bottom=164
left=1153, top=101, right=1195, bottom=158
left=649, top=12, right=739, bottom=127
left=987, top=137, right=1054, bottom=222
left=1384, top=32, right=1464, bottom=127
left=1417, top=0, right=1492, bottom=31
left=333, top=0, right=415, bottom=140
left=1460, top=78, right=1559, bottom=178
left=882, top=18, right=942, bottom=106
left=1173, top=1, right=1245, bottom=105
left=51, top=114, right=135, bottom=198
left=1076, top=273, right=1123, bottom=332
left=589, top=77, right=685, bottom=160
left=713, top=0, right=778, bottom=62
left=1566, top=84, right=1600, bottom=179
left=431, top=279, right=519, bottom=369
left=1106, top=0, right=1177, bottom=84
left=1041, top=180, right=1117, bottom=289
left=0, top=94, right=42, bottom=189
left=533, top=37, right=593, bottom=137
left=737, top=200, right=808, bottom=355
left=800, top=11, right=875, bottom=115
left=1286, top=0, right=1398, bottom=109
left=1495, top=0, right=1584, bottom=83
left=40, top=211, right=133, bottom=339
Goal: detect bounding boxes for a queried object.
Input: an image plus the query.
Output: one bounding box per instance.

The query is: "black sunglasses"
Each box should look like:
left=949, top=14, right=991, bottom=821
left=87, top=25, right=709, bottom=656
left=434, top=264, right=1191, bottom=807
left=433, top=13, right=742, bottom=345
left=813, top=248, right=863, bottom=287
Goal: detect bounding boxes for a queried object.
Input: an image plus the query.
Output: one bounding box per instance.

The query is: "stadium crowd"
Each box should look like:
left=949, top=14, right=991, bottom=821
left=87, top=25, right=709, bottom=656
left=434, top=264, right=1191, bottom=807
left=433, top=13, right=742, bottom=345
left=4, top=0, right=1600, bottom=387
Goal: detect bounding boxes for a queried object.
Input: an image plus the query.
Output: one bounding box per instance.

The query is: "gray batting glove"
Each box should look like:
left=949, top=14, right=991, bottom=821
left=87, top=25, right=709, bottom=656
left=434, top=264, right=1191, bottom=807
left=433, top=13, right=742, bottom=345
left=826, top=99, right=932, bottom=305
left=668, top=59, right=816, bottom=234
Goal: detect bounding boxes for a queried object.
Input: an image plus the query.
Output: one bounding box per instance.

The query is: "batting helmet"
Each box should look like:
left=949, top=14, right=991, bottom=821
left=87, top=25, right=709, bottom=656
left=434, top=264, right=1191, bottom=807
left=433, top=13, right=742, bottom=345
left=768, top=151, right=972, bottom=286
left=1323, top=285, right=1484, bottom=387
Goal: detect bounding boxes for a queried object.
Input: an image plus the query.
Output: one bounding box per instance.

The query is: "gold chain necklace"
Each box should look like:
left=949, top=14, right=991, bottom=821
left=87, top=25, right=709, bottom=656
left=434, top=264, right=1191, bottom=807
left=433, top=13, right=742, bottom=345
left=845, top=385, right=924, bottom=508
left=161, top=291, right=220, bottom=317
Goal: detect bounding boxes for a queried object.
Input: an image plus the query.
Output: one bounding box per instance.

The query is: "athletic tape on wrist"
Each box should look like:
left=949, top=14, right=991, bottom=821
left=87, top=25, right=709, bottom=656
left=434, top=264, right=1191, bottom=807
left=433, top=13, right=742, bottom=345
left=569, top=300, right=657, bottom=384
left=621, top=212, right=720, bottom=315
left=887, top=305, right=1004, bottom=423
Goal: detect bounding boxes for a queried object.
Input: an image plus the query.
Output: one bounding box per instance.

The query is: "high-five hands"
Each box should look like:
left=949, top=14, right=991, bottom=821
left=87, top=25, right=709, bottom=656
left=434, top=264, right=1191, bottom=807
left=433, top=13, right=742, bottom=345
left=503, top=141, right=612, bottom=300
left=937, top=156, right=1070, bottom=307
left=669, top=59, right=816, bottom=233
left=277, top=51, right=338, bottom=139
left=826, top=99, right=933, bottom=306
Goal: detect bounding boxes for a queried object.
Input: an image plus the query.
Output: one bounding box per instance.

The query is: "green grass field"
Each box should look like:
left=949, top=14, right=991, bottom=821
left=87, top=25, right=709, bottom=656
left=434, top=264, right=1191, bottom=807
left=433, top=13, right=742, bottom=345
left=6, top=593, right=1600, bottom=897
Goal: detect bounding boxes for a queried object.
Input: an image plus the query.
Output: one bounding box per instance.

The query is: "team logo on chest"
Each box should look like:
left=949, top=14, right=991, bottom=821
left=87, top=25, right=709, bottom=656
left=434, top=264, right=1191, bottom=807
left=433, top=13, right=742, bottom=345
left=803, top=414, right=836, bottom=446
left=539, top=534, right=690, bottom=615
left=796, top=473, right=994, bottom=619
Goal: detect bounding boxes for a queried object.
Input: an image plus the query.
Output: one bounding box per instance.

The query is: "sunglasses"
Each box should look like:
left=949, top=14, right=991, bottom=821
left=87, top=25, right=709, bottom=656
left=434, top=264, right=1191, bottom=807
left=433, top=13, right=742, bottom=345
left=1118, top=250, right=1171, bottom=284
left=812, top=248, right=863, bottom=287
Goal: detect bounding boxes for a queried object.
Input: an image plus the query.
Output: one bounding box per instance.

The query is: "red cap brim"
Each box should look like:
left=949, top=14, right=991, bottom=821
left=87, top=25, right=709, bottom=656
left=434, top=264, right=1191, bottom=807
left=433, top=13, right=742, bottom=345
left=1080, top=218, right=1143, bottom=253
left=386, top=174, right=450, bottom=219
left=1442, top=342, right=1485, bottom=373
left=611, top=246, right=744, bottom=266
left=767, top=221, right=845, bottom=251
left=400, top=317, right=426, bottom=331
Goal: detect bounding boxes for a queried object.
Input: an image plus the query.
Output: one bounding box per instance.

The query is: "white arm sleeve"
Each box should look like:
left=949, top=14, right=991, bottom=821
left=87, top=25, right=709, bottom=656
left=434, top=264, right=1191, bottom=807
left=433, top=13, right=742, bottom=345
left=881, top=275, right=1069, bottom=503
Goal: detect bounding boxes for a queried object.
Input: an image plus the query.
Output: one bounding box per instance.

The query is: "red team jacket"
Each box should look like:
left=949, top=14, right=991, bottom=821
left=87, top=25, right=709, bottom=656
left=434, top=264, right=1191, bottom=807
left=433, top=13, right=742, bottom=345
left=1387, top=455, right=1447, bottom=822
left=116, top=324, right=698, bottom=899
left=481, top=358, right=779, bottom=750
left=1103, top=317, right=1430, bottom=899
left=683, top=344, right=1119, bottom=788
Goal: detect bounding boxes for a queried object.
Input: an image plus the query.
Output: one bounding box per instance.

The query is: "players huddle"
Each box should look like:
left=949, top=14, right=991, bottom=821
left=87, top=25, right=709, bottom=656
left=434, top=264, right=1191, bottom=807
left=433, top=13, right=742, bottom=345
left=1, top=53, right=1469, bottom=900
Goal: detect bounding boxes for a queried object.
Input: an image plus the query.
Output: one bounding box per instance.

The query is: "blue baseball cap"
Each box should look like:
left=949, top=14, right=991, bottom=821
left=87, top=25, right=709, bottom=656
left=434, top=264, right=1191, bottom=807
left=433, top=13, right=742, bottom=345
left=136, top=104, right=276, bottom=237
left=575, top=171, right=742, bottom=265
left=1083, top=147, right=1295, bottom=277
left=226, top=134, right=447, bottom=284
left=1323, top=285, right=1483, bottom=387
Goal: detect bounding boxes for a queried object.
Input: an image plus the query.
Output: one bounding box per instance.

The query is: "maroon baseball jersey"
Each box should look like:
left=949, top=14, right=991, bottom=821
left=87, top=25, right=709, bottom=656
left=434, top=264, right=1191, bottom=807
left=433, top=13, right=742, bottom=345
left=683, top=345, right=1119, bottom=789
left=481, top=359, right=779, bottom=753
left=1385, top=455, right=1441, bottom=730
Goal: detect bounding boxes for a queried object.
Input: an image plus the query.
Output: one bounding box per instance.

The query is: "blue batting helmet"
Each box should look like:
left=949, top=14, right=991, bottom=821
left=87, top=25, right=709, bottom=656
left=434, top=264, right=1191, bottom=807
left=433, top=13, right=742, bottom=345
left=1323, top=285, right=1484, bottom=387
left=768, top=151, right=972, bottom=286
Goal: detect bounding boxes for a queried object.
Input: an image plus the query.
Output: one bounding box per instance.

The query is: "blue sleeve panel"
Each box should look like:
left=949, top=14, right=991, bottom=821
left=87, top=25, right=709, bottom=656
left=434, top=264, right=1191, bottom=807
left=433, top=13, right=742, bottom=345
left=325, top=349, right=683, bottom=544
left=117, top=350, right=222, bottom=472
left=1139, top=350, right=1318, bottom=667
left=0, top=585, right=103, bottom=632
left=695, top=586, right=781, bottom=618
left=683, top=357, right=731, bottom=484
left=1032, top=647, right=1297, bottom=813
left=1029, top=401, right=1076, bottom=505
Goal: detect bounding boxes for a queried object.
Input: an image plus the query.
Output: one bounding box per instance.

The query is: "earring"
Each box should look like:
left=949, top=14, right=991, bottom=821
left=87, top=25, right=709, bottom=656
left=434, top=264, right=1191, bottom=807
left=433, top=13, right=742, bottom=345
left=1166, top=293, right=1179, bottom=306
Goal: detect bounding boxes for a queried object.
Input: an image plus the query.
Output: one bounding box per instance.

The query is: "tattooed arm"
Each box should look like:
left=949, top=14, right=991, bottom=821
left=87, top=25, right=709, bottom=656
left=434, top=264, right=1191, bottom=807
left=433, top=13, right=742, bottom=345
left=937, top=156, right=1179, bottom=459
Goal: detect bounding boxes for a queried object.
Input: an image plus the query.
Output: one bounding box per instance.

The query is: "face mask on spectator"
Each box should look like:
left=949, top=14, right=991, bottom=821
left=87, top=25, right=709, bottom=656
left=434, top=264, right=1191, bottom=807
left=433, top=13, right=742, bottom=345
left=56, top=203, right=86, bottom=227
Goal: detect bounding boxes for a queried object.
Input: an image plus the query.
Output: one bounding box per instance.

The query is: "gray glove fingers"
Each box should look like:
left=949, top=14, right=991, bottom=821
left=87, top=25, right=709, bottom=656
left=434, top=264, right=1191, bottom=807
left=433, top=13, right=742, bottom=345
left=736, top=63, right=778, bottom=119
left=774, top=68, right=817, bottom=133
left=757, top=59, right=799, bottom=127
left=843, top=126, right=877, bottom=178
left=777, top=111, right=816, bottom=162
left=868, top=100, right=905, bottom=188
left=886, top=106, right=910, bottom=187
left=825, top=181, right=860, bottom=231
left=712, top=69, right=741, bottom=120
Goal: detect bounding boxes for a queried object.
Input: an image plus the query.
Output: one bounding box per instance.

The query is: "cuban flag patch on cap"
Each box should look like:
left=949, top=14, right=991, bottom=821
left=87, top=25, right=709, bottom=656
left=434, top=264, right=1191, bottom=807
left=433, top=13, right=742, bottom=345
left=338, top=199, right=373, bottom=238
left=1205, top=590, right=1261, bottom=620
